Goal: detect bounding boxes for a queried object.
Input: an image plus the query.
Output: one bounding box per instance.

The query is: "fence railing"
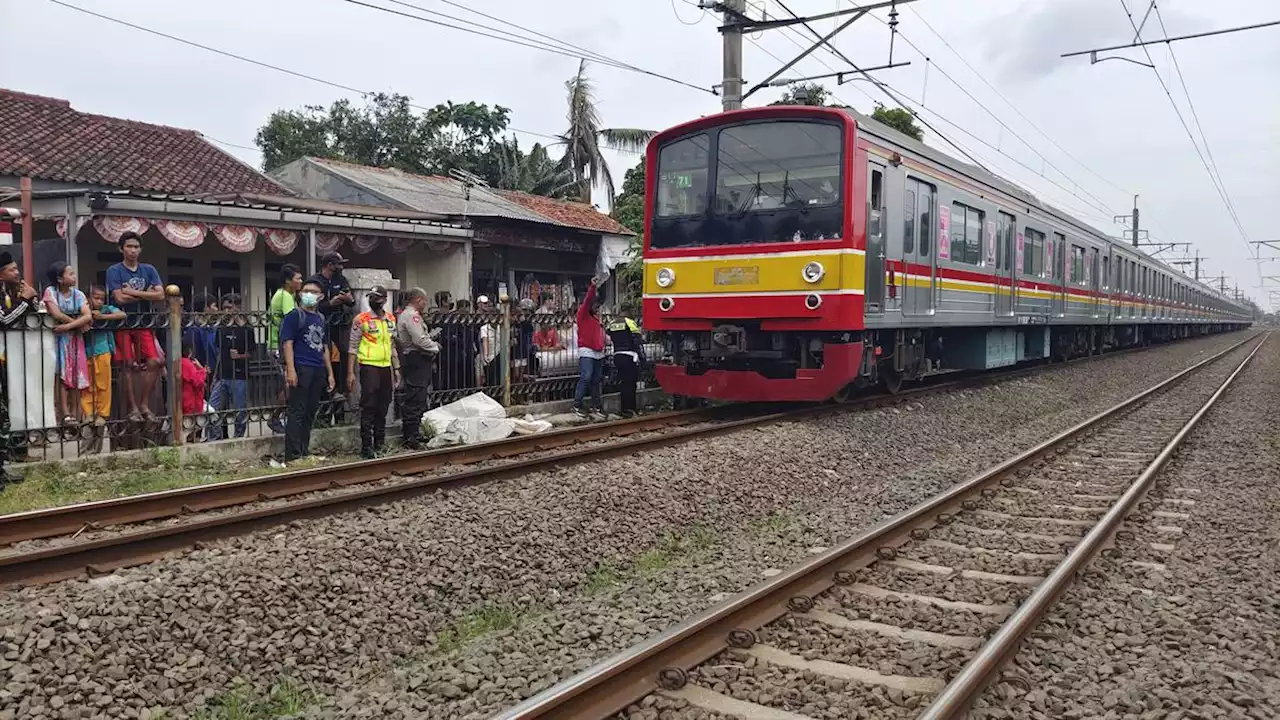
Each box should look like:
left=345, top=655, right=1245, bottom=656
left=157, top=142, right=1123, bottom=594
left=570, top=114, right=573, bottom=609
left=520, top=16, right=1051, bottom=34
left=4, top=290, right=657, bottom=462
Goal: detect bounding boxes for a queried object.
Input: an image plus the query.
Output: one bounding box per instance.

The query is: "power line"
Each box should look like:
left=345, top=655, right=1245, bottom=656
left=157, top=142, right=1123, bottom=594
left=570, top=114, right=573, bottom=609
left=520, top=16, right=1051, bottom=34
left=1114, top=0, right=1254, bottom=259
left=766, top=0, right=992, bottom=171
left=750, top=11, right=1117, bottom=224
left=42, top=0, right=574, bottom=151
left=860, top=13, right=1122, bottom=218
left=903, top=5, right=1133, bottom=198
left=343, top=0, right=714, bottom=94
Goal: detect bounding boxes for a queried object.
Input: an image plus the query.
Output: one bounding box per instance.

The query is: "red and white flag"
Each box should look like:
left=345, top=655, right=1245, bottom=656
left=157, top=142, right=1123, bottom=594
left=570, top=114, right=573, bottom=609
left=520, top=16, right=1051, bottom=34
left=0, top=221, right=12, bottom=246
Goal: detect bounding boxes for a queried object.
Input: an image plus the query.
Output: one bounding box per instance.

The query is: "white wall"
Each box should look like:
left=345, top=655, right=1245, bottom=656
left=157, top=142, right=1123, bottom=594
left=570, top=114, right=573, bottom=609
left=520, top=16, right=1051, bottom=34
left=404, top=242, right=471, bottom=303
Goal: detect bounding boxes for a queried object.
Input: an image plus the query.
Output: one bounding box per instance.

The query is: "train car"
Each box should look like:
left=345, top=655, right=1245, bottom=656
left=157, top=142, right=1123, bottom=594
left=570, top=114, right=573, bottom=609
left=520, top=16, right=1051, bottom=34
left=641, top=105, right=1251, bottom=402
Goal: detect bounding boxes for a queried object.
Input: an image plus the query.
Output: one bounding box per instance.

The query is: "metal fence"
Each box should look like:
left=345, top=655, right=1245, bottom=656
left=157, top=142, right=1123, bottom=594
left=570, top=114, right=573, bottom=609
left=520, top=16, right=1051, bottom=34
left=4, top=291, right=657, bottom=462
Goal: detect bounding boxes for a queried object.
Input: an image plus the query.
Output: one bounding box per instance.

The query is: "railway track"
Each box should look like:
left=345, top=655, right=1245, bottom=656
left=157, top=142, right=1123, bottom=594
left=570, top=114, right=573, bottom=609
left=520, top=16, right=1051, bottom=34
left=492, top=331, right=1267, bottom=720
left=0, top=334, right=1234, bottom=588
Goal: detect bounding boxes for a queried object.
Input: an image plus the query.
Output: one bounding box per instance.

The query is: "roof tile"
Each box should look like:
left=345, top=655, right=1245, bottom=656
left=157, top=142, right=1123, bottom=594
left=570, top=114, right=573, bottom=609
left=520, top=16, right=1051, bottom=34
left=0, top=88, right=285, bottom=195
left=495, top=189, right=635, bottom=236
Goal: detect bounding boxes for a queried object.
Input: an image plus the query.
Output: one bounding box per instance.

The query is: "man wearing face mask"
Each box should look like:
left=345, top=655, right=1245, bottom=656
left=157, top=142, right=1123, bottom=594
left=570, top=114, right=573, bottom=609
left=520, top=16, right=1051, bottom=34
left=280, top=280, right=335, bottom=462
left=309, top=251, right=356, bottom=403
left=347, top=286, right=399, bottom=459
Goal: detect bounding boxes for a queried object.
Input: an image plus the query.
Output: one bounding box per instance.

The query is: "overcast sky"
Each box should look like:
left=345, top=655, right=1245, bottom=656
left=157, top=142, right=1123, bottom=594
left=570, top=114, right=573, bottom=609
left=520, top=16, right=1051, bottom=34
left=2, top=0, right=1276, bottom=306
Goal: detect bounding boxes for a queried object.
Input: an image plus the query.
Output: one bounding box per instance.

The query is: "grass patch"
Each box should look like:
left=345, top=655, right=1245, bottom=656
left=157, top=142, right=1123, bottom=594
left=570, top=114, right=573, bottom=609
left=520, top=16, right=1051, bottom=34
left=583, top=562, right=620, bottom=593
left=436, top=603, right=519, bottom=655
left=192, top=678, right=321, bottom=719
left=629, top=524, right=721, bottom=578
left=749, top=510, right=794, bottom=537
left=0, top=451, right=354, bottom=516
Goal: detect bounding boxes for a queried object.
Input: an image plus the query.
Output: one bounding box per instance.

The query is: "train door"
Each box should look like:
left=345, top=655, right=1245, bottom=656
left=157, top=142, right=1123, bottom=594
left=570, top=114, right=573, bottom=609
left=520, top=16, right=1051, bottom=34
left=902, top=176, right=936, bottom=316
left=1051, top=232, right=1066, bottom=316
left=995, top=211, right=1016, bottom=316
left=865, top=162, right=886, bottom=314
left=1089, top=247, right=1101, bottom=318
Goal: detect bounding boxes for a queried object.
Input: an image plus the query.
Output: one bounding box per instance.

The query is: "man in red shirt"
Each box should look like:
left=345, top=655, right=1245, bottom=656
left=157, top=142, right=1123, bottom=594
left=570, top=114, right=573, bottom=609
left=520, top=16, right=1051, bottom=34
left=573, top=276, right=606, bottom=419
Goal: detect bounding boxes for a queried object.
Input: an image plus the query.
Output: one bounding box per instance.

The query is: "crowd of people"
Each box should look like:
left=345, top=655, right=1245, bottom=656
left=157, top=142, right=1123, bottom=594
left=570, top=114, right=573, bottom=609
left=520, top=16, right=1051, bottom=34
left=0, top=239, right=646, bottom=482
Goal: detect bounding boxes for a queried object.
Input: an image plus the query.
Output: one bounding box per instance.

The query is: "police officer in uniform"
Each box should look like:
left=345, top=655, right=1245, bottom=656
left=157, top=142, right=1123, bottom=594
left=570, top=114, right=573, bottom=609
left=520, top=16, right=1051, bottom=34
left=394, top=287, right=439, bottom=449
left=347, top=286, right=399, bottom=459
left=605, top=302, right=645, bottom=418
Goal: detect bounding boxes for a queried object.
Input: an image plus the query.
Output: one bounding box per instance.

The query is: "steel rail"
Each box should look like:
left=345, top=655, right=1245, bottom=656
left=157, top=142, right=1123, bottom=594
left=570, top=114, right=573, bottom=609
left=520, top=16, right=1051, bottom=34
left=0, top=333, right=1243, bottom=587
left=0, top=407, right=722, bottom=545
left=491, top=332, right=1262, bottom=720
left=918, top=332, right=1269, bottom=719
left=0, top=334, right=1161, bottom=547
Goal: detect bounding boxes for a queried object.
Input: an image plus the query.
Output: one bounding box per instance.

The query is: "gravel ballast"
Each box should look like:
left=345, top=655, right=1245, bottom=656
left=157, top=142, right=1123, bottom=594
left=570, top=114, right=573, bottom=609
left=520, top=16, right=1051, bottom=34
left=969, top=333, right=1280, bottom=720
left=0, top=332, right=1258, bottom=719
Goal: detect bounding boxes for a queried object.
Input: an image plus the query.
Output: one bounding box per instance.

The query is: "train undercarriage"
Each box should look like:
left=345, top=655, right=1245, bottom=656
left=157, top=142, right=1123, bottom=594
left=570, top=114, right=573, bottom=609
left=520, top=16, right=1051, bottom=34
left=657, top=322, right=1248, bottom=404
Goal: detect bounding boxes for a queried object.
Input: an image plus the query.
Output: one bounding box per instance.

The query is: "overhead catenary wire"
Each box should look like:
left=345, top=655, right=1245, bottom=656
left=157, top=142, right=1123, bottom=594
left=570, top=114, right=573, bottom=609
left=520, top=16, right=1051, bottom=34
left=1115, top=0, right=1255, bottom=261
left=41, top=0, right=587, bottom=152
left=750, top=8, right=1119, bottom=226
left=902, top=5, right=1135, bottom=199
left=343, top=0, right=714, bottom=94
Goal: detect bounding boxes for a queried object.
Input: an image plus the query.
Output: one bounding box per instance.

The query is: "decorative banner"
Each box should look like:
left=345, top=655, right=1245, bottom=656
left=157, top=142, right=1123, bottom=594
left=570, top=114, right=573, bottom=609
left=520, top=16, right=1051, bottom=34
left=390, top=237, right=415, bottom=254
left=154, top=219, right=207, bottom=249
left=351, top=234, right=380, bottom=255
left=936, top=206, right=950, bottom=261
left=985, top=220, right=996, bottom=266
left=54, top=216, right=91, bottom=241
left=92, top=215, right=151, bottom=244
left=263, top=228, right=299, bottom=256
left=211, top=224, right=257, bottom=253
left=315, top=232, right=346, bottom=253
left=1015, top=232, right=1025, bottom=274
left=425, top=240, right=451, bottom=253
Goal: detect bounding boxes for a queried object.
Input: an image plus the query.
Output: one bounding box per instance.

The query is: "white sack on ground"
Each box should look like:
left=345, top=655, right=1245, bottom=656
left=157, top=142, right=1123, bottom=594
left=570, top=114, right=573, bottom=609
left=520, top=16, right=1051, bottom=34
left=422, top=392, right=551, bottom=447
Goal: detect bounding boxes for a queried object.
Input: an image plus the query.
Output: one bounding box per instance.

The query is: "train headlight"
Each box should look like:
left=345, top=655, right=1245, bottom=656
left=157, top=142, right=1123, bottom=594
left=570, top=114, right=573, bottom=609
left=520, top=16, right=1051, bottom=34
left=656, top=267, right=676, bottom=288
left=802, top=261, right=825, bottom=284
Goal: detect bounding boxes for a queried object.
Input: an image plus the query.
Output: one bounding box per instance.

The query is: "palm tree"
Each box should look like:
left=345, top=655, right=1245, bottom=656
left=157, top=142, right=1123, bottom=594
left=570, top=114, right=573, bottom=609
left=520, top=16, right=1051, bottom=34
left=560, top=59, right=656, bottom=207
left=492, top=138, right=578, bottom=198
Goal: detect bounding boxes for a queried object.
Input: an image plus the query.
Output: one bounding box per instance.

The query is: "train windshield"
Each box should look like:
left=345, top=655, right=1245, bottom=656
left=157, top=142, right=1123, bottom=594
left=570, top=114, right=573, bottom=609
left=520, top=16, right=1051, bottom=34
left=652, top=119, right=844, bottom=249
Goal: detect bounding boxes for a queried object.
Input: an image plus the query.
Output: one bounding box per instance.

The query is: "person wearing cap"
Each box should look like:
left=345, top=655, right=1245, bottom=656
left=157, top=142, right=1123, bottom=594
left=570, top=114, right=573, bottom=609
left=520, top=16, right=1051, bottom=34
left=308, top=251, right=356, bottom=403
left=606, top=301, right=646, bottom=418
left=0, top=251, right=35, bottom=486
left=394, top=287, right=439, bottom=449
left=348, top=285, right=399, bottom=458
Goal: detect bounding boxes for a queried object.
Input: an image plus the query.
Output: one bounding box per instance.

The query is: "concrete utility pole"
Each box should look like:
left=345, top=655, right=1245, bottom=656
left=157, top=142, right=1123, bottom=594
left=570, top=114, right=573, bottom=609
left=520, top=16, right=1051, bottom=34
left=721, top=0, right=746, bottom=112
left=1131, top=195, right=1140, bottom=248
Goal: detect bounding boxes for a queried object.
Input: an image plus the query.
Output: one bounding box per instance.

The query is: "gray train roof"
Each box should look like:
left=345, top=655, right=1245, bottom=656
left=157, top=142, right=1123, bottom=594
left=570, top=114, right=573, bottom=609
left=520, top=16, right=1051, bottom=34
left=839, top=108, right=1241, bottom=307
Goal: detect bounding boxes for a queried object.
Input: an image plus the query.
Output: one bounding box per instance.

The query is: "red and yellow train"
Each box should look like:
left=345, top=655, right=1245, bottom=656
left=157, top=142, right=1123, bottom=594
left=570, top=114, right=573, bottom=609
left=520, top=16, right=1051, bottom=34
left=640, top=106, right=1251, bottom=402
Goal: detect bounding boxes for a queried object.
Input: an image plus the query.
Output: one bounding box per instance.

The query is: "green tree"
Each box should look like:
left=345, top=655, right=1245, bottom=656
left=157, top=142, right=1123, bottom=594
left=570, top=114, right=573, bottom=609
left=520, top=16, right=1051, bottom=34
left=560, top=60, right=656, bottom=206
left=611, top=159, right=646, bottom=308
left=490, top=138, right=577, bottom=198
left=770, top=83, right=831, bottom=106
left=255, top=93, right=512, bottom=182
left=871, top=104, right=924, bottom=142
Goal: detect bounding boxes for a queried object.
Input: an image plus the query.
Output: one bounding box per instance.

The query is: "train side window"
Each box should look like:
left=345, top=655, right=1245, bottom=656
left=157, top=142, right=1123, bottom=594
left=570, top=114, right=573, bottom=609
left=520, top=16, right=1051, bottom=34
left=1102, top=255, right=1110, bottom=289
left=1022, top=227, right=1045, bottom=276
left=950, top=202, right=984, bottom=265
left=997, top=211, right=1015, bottom=270
left=1070, top=245, right=1085, bottom=283
left=1052, top=232, right=1066, bottom=280
left=917, top=182, right=934, bottom=257
left=903, top=187, right=916, bottom=254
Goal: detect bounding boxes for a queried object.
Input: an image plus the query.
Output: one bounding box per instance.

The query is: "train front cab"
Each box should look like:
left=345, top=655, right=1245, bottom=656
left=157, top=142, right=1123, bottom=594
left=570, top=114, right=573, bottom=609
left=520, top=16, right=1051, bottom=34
left=641, top=107, right=868, bottom=402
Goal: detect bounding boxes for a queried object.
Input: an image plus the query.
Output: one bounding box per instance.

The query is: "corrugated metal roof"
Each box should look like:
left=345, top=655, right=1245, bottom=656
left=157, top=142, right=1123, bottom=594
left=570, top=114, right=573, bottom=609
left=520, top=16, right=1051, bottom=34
left=305, top=157, right=550, bottom=224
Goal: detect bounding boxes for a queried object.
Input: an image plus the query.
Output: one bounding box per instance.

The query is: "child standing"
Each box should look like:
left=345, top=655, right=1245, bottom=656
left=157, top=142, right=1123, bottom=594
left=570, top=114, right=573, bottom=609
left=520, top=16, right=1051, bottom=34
left=180, top=342, right=208, bottom=443
left=42, top=261, right=92, bottom=426
left=81, top=286, right=125, bottom=425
